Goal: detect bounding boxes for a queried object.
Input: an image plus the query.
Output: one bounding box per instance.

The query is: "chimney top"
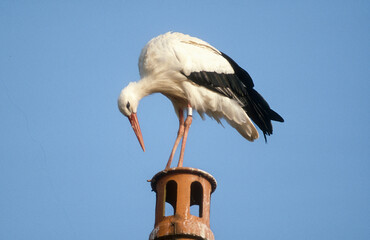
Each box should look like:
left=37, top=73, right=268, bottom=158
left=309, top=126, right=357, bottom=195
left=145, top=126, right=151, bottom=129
left=151, top=167, right=217, bottom=193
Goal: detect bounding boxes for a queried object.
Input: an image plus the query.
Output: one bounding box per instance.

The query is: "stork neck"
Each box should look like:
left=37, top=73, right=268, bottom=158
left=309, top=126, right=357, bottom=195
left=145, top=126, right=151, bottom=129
left=134, top=77, right=156, bottom=100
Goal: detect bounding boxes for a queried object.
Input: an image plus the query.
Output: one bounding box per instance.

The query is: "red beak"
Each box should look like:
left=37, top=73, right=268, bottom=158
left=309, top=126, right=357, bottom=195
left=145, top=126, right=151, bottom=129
left=128, top=113, right=145, bottom=152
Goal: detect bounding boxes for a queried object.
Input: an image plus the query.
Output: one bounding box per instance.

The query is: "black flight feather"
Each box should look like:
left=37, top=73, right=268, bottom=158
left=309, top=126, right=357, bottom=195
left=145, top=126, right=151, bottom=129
left=185, top=52, right=284, bottom=141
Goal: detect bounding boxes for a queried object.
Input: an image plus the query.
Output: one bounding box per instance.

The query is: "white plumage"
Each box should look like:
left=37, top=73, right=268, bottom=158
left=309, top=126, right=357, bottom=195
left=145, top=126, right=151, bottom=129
left=118, top=32, right=283, bottom=169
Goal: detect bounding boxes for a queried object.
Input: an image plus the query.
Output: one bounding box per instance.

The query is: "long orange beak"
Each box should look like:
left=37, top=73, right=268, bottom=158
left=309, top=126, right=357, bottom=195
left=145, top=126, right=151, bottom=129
left=128, top=113, right=145, bottom=152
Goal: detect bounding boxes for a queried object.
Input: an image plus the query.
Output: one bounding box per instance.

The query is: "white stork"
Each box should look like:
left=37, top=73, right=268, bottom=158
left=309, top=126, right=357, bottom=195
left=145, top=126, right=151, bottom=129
left=118, top=32, right=284, bottom=169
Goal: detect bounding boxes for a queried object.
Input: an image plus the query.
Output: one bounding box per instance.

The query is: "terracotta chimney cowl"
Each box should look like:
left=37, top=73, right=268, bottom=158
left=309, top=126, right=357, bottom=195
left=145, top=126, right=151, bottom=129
left=149, top=167, right=217, bottom=240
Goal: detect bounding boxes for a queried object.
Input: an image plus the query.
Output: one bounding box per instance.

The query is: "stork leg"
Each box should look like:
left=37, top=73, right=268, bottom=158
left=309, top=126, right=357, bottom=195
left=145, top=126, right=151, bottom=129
left=178, top=105, right=193, bottom=168
left=165, top=109, right=184, bottom=170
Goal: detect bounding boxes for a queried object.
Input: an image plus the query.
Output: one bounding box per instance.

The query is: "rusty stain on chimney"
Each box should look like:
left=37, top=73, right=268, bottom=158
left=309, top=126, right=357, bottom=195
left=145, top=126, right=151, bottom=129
left=149, top=167, right=217, bottom=240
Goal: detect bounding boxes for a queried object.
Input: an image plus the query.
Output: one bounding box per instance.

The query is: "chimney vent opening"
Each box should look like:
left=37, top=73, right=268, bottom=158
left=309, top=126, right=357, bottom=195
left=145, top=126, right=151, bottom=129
left=190, top=181, right=203, bottom=217
left=164, top=180, right=177, bottom=216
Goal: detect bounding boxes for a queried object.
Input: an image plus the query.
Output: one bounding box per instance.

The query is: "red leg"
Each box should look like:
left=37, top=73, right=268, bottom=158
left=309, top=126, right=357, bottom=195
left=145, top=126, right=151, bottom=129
left=178, top=105, right=192, bottom=167
left=165, top=109, right=184, bottom=170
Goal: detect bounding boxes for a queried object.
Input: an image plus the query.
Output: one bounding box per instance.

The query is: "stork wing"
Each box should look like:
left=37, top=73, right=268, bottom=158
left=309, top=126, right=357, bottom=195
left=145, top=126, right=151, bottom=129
left=174, top=39, right=284, bottom=140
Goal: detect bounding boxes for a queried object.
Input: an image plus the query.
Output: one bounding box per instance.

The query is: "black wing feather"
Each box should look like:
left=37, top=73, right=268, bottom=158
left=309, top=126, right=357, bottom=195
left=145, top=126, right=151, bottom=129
left=185, top=52, right=284, bottom=141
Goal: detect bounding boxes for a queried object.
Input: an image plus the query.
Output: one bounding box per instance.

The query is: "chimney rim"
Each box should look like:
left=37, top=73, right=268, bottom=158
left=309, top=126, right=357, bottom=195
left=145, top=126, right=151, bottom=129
left=150, top=167, right=217, bottom=193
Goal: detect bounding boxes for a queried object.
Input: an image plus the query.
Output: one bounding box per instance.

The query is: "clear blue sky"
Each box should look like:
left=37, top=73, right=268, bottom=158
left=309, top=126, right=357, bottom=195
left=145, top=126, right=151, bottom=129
left=1, top=1, right=369, bottom=239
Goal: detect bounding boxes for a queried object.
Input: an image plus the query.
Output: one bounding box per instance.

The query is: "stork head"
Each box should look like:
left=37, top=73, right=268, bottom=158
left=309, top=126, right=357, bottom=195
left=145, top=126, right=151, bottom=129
left=118, top=82, right=145, bottom=152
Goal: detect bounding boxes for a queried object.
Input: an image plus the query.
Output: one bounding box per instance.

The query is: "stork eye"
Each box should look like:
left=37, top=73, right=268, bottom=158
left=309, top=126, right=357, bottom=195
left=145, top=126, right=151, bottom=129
left=126, top=102, right=130, bottom=110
